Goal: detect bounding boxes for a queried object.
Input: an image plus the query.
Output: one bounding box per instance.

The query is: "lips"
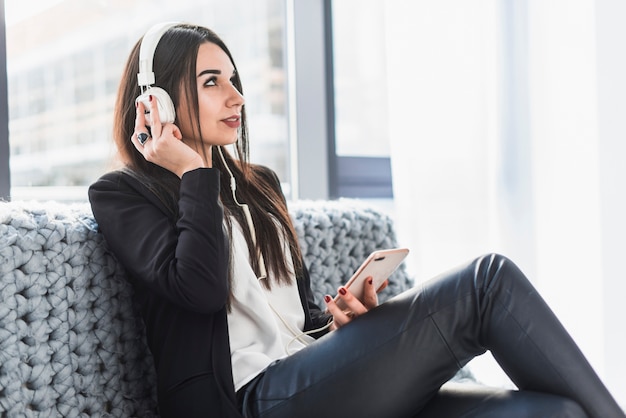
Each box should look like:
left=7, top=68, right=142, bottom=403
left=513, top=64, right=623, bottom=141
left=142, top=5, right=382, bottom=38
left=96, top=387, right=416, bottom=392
left=222, top=115, right=241, bottom=128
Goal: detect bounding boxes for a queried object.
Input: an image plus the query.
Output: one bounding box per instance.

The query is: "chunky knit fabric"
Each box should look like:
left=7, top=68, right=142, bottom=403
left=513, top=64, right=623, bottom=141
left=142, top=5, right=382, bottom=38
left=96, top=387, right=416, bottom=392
left=289, top=199, right=413, bottom=304
left=0, top=200, right=413, bottom=417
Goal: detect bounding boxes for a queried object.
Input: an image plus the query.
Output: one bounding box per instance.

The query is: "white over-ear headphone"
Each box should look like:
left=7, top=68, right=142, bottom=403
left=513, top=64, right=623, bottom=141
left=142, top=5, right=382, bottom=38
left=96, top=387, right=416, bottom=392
left=136, top=22, right=179, bottom=124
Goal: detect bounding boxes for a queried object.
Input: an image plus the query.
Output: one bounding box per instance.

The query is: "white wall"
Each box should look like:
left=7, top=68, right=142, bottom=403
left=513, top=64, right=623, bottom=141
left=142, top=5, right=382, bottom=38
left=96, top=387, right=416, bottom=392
left=385, top=0, right=625, bottom=407
left=385, top=0, right=500, bottom=279
left=525, top=0, right=609, bottom=391
left=595, top=0, right=626, bottom=406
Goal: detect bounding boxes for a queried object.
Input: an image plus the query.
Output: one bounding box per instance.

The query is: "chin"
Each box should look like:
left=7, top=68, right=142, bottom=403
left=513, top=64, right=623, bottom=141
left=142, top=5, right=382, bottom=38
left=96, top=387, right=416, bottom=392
left=205, top=137, right=238, bottom=147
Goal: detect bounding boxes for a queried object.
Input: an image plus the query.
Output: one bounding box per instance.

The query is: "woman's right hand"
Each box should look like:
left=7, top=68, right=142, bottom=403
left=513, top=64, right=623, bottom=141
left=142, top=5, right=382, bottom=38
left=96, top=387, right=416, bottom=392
left=324, top=277, right=388, bottom=330
left=131, top=97, right=206, bottom=178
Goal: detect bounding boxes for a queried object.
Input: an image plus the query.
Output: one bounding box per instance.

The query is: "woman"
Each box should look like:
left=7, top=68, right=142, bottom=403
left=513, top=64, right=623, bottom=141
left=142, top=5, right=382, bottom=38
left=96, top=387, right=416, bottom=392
left=89, top=23, right=624, bottom=417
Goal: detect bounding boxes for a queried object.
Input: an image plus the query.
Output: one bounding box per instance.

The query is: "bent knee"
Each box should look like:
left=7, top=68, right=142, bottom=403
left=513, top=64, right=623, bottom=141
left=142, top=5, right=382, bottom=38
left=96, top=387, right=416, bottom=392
left=473, top=253, right=530, bottom=291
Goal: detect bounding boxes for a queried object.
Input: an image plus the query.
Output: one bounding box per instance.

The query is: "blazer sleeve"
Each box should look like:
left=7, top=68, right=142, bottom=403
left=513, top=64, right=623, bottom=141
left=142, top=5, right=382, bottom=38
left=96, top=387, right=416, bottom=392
left=300, top=265, right=333, bottom=338
left=88, top=168, right=230, bottom=314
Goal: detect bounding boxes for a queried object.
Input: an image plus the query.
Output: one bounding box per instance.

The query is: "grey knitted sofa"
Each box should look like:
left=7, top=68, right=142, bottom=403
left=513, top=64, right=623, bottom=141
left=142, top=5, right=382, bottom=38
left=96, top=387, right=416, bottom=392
left=1, top=199, right=428, bottom=417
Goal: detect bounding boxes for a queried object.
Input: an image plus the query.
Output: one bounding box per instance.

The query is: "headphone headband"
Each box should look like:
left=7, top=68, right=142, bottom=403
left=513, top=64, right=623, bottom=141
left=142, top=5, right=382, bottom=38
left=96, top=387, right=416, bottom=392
left=137, top=22, right=180, bottom=89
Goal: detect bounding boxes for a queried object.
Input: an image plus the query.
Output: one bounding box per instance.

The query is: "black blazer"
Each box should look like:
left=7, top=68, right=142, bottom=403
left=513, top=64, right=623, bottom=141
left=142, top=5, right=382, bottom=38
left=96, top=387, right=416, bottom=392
left=89, top=167, right=331, bottom=417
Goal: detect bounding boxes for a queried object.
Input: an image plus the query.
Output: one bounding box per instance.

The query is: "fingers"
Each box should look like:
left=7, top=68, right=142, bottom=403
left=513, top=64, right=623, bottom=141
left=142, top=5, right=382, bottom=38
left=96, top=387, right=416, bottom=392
left=324, top=286, right=369, bottom=329
left=137, top=132, right=150, bottom=145
left=377, top=278, right=389, bottom=293
left=169, top=123, right=183, bottom=141
left=324, top=278, right=389, bottom=330
left=324, top=295, right=352, bottom=329
left=337, top=286, right=369, bottom=316
left=133, top=99, right=182, bottom=150
left=131, top=98, right=202, bottom=177
left=148, top=94, right=163, bottom=138
left=361, top=277, right=380, bottom=309
left=132, top=101, right=150, bottom=147
left=135, top=100, right=148, bottom=131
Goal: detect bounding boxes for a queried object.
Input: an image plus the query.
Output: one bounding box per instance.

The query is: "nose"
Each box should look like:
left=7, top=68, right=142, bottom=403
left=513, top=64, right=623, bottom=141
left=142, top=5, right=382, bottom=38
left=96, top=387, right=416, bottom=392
left=227, top=84, right=245, bottom=108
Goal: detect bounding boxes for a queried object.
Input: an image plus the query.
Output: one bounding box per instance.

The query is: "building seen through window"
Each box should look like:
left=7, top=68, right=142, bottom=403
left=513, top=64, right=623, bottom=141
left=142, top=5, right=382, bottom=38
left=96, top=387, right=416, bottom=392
left=5, top=0, right=289, bottom=199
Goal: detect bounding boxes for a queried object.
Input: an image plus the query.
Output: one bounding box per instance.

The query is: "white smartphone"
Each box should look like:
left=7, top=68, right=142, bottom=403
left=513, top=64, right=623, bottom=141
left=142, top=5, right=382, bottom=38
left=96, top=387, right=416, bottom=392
left=334, top=248, right=409, bottom=310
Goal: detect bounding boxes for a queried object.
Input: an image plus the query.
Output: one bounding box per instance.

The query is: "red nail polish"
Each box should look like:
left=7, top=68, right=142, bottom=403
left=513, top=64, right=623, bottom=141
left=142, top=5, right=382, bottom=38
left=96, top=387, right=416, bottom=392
left=368, top=278, right=373, bottom=285
left=338, top=287, right=347, bottom=296
left=324, top=295, right=332, bottom=303
left=149, top=95, right=153, bottom=102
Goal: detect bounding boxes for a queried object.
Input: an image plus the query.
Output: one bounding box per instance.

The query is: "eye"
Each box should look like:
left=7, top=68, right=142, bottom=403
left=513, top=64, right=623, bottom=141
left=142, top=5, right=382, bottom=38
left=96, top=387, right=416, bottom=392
left=203, top=76, right=217, bottom=87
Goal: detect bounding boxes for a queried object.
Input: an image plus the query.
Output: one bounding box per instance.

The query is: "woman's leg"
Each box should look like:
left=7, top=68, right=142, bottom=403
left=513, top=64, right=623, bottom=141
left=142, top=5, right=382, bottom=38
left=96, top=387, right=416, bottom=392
left=240, top=254, right=623, bottom=418
left=415, top=382, right=588, bottom=418
left=455, top=254, right=622, bottom=418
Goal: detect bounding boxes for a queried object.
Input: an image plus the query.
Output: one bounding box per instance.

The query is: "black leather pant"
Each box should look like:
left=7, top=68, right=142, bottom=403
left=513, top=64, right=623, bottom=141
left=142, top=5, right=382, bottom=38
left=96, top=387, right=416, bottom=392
left=239, top=254, right=624, bottom=418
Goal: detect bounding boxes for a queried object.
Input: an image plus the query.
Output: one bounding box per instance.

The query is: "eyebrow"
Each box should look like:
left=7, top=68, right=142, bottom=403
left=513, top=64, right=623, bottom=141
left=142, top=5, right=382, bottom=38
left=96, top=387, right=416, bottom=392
left=197, top=69, right=221, bottom=77
left=197, top=69, right=237, bottom=78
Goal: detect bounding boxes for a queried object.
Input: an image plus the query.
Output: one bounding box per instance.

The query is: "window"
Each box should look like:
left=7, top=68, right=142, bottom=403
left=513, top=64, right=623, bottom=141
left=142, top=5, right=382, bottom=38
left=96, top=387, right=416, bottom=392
left=331, top=0, right=389, bottom=159
left=287, top=0, right=393, bottom=200
left=3, top=0, right=290, bottom=201
left=330, top=0, right=393, bottom=199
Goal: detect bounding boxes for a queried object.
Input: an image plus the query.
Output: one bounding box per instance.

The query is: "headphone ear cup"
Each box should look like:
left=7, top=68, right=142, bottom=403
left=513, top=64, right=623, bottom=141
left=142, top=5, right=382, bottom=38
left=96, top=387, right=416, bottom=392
left=135, top=86, right=176, bottom=124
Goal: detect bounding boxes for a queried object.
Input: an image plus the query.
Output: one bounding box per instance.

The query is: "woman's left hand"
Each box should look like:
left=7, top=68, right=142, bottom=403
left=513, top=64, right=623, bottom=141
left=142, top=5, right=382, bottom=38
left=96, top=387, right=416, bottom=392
left=324, top=278, right=388, bottom=330
left=132, top=99, right=205, bottom=178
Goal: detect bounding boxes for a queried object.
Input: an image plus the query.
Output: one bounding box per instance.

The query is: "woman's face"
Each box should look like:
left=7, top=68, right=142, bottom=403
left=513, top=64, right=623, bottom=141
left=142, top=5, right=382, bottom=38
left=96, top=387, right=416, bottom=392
left=177, top=41, right=245, bottom=150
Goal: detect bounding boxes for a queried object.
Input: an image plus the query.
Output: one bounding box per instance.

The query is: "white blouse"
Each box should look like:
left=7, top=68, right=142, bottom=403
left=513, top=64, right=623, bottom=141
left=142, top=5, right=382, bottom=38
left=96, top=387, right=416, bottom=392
left=226, top=217, right=315, bottom=391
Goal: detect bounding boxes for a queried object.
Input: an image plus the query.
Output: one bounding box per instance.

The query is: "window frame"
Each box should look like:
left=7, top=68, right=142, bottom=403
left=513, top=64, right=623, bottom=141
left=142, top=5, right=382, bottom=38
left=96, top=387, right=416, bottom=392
left=0, top=0, right=9, bottom=201
left=289, top=0, right=392, bottom=200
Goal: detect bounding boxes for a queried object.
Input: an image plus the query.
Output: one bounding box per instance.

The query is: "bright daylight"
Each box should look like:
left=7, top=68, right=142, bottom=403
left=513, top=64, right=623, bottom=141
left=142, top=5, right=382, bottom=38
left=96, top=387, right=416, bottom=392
left=1, top=0, right=625, bottom=417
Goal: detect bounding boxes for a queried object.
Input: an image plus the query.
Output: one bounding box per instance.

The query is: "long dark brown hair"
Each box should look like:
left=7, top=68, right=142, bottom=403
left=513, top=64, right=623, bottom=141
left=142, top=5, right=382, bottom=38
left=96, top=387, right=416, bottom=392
left=114, top=23, right=302, bottom=288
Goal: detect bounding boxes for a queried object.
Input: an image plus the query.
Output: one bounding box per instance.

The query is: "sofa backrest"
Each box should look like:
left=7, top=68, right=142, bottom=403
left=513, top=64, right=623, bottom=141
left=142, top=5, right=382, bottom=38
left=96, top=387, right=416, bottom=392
left=0, top=200, right=412, bottom=417
left=288, top=199, right=413, bottom=303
